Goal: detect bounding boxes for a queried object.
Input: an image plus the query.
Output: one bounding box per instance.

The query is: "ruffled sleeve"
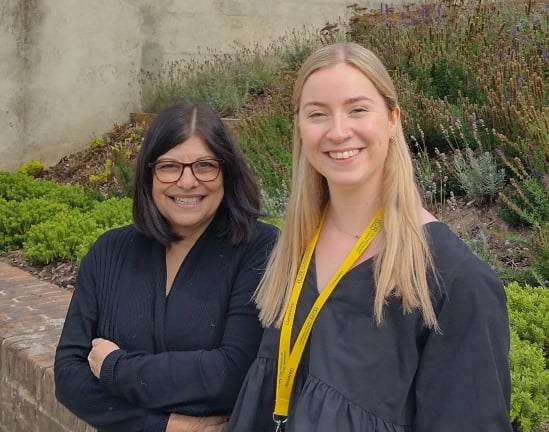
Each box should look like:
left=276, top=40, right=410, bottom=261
left=413, top=241, right=512, bottom=431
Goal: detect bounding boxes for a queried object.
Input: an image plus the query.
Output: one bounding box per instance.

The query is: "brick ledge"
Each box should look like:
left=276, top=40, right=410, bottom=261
left=0, top=261, right=95, bottom=432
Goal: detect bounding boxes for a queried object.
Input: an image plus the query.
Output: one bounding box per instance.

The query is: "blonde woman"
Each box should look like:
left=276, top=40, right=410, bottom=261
left=227, top=43, right=511, bottom=432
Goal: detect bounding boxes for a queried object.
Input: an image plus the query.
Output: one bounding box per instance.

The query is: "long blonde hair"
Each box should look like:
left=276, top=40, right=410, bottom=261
left=255, top=42, right=438, bottom=329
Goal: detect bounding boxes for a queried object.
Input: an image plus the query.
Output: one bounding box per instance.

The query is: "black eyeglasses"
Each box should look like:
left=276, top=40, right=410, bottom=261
left=148, top=158, right=224, bottom=183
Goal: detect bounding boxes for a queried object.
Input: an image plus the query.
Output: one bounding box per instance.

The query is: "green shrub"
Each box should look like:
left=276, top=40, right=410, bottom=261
left=90, top=136, right=106, bottom=151
left=498, top=156, right=549, bottom=228
left=498, top=185, right=530, bottom=227
left=426, top=57, right=483, bottom=105
left=509, top=331, right=549, bottom=432
left=140, top=43, right=285, bottom=115
left=0, top=172, right=57, bottom=201
left=278, top=27, right=322, bottom=72
left=237, top=104, right=293, bottom=216
left=46, top=183, right=97, bottom=211
left=17, top=160, right=45, bottom=178
left=450, top=146, right=505, bottom=204
left=90, top=198, right=132, bottom=228
left=23, top=209, right=104, bottom=264
left=506, top=282, right=549, bottom=431
left=507, top=282, right=549, bottom=355
left=410, top=125, right=455, bottom=217
left=435, top=119, right=506, bottom=205
left=499, top=176, right=549, bottom=226
left=528, top=224, right=549, bottom=287
left=20, top=197, right=132, bottom=264
left=0, top=172, right=97, bottom=210
left=496, top=154, right=549, bottom=285
left=0, top=172, right=131, bottom=262
left=111, top=158, right=135, bottom=197
left=0, top=199, right=69, bottom=251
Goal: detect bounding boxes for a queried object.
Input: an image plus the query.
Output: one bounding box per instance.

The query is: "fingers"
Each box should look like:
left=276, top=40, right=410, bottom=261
left=204, top=422, right=228, bottom=432
left=166, top=414, right=229, bottom=432
left=87, top=351, right=100, bottom=378
left=203, top=416, right=229, bottom=432
left=88, top=338, right=119, bottom=379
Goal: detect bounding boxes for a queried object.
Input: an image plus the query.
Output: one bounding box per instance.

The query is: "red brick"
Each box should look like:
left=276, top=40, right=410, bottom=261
left=0, top=262, right=93, bottom=431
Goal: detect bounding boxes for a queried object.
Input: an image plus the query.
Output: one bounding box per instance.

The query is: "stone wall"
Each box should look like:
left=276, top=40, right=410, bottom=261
left=0, top=0, right=388, bottom=172
left=0, top=262, right=94, bottom=432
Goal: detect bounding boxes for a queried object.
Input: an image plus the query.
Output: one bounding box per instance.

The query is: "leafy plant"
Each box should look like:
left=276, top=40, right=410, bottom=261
left=506, top=282, right=549, bottom=431
left=17, top=160, right=45, bottom=178
left=21, top=199, right=131, bottom=265
left=0, top=172, right=129, bottom=262
left=90, top=136, right=106, bottom=151
left=237, top=102, right=293, bottom=216
left=23, top=209, right=103, bottom=264
left=0, top=172, right=56, bottom=201
left=89, top=159, right=113, bottom=186
left=528, top=223, right=549, bottom=287
left=0, top=172, right=96, bottom=210
left=450, top=146, right=505, bottom=204
left=410, top=125, right=453, bottom=218
left=0, top=198, right=69, bottom=251
left=439, top=120, right=506, bottom=205
left=111, top=158, right=135, bottom=197
left=507, top=282, right=549, bottom=355
left=509, top=331, right=549, bottom=432
left=498, top=156, right=549, bottom=227
left=140, top=42, right=285, bottom=115
left=278, top=27, right=323, bottom=72
left=90, top=198, right=132, bottom=228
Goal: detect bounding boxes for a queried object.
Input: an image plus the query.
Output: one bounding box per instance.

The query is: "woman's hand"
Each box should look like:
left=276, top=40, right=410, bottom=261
left=88, top=338, right=120, bottom=378
left=166, top=414, right=229, bottom=432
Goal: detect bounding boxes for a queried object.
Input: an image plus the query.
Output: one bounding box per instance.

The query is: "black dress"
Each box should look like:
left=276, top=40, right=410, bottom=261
left=227, top=222, right=512, bottom=432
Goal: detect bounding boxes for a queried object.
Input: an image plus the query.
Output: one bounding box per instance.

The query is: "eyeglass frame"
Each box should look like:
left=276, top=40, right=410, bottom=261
left=148, top=158, right=224, bottom=183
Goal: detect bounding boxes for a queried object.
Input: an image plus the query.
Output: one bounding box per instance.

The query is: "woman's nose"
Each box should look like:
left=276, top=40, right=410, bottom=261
left=176, top=166, right=199, bottom=188
left=326, top=115, right=352, bottom=143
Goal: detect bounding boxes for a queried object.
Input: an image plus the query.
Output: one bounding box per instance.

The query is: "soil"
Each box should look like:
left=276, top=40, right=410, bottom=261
left=0, top=120, right=530, bottom=291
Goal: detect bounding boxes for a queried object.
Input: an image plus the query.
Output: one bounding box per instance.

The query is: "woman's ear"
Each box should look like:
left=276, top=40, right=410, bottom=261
left=390, top=106, right=401, bottom=127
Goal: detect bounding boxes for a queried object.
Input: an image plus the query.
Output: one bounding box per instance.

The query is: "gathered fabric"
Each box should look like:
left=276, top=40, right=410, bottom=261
left=227, top=222, right=512, bottom=432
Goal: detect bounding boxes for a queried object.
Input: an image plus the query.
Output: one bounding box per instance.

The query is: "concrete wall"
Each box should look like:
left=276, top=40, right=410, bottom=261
left=0, top=0, right=379, bottom=172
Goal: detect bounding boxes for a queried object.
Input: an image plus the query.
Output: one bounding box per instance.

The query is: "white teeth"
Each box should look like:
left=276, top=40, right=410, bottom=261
left=173, top=196, right=201, bottom=205
left=329, top=149, right=359, bottom=160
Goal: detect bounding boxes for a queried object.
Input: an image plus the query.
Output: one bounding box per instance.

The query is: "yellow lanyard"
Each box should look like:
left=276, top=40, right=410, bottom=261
left=274, top=208, right=384, bottom=423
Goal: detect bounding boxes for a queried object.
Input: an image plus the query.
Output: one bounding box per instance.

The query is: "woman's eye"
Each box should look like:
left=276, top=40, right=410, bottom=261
left=350, top=107, right=367, bottom=114
left=158, top=163, right=179, bottom=171
left=195, top=161, right=216, bottom=169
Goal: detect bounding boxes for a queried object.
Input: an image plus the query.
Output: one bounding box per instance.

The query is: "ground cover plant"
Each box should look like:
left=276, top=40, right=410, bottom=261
left=0, top=0, right=548, bottom=429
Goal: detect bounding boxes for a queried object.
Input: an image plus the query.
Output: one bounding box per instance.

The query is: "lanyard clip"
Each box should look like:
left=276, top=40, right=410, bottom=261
left=273, top=413, right=287, bottom=432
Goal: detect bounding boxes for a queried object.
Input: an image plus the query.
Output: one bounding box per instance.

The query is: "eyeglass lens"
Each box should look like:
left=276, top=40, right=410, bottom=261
left=152, top=159, right=222, bottom=182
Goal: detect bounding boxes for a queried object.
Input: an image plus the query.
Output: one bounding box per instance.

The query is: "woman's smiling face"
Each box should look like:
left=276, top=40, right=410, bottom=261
left=297, top=62, right=399, bottom=192
left=151, top=135, right=224, bottom=238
